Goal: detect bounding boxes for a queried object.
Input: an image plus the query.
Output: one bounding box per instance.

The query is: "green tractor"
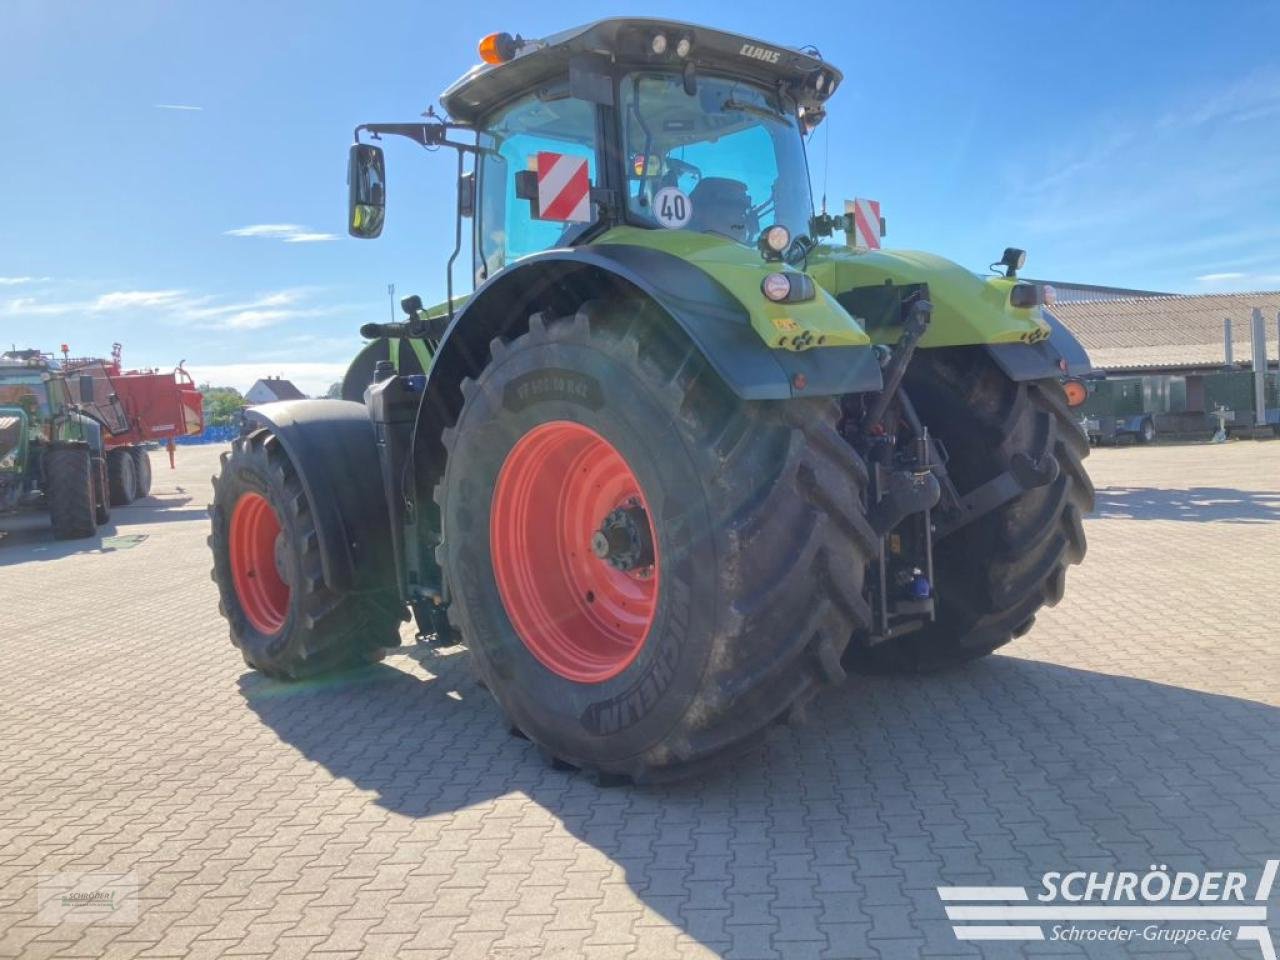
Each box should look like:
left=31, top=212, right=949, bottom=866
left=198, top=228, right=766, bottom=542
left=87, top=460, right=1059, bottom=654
left=1, top=351, right=112, bottom=539
left=208, top=19, right=1093, bottom=781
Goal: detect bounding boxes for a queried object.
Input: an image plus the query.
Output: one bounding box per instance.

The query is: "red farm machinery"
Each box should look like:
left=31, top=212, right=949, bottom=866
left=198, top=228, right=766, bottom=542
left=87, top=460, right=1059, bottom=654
left=63, top=343, right=204, bottom=506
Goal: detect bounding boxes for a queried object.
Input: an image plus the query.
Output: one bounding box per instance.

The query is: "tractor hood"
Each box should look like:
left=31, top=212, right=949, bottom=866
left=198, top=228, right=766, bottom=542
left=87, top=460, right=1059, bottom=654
left=806, top=246, right=1053, bottom=348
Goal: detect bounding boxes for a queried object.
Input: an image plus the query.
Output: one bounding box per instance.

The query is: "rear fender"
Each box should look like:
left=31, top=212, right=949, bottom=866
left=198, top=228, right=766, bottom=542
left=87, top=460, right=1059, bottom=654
left=809, top=245, right=1092, bottom=382
left=241, top=400, right=396, bottom=595
left=426, top=246, right=883, bottom=409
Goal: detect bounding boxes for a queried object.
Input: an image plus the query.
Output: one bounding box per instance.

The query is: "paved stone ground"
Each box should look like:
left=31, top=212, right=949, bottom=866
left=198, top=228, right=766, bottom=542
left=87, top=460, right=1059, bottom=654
left=1, top=440, right=1277, bottom=959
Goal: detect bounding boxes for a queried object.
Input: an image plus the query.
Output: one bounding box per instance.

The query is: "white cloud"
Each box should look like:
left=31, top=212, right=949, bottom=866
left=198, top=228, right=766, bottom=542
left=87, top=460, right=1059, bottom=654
left=1190, top=271, right=1280, bottom=291
left=0, top=276, right=51, bottom=286
left=92, top=290, right=187, bottom=310
left=219, top=309, right=297, bottom=330
left=1, top=289, right=187, bottom=316
left=154, top=103, right=203, bottom=111
left=0, top=286, right=348, bottom=331
left=225, top=224, right=337, bottom=243
left=283, top=232, right=337, bottom=243
left=1160, top=68, right=1280, bottom=129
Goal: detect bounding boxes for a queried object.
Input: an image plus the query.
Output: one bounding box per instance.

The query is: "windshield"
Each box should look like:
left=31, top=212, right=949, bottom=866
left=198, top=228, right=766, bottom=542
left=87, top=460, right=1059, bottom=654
left=0, top=372, right=51, bottom=418
left=622, top=72, right=813, bottom=246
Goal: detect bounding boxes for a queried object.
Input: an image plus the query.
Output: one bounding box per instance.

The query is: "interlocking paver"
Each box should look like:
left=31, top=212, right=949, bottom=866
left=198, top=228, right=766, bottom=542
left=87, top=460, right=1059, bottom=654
left=2, top=440, right=1279, bottom=958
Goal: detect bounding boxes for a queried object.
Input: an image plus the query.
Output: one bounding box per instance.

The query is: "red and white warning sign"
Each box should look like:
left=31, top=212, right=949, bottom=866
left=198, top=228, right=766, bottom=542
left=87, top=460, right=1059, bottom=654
left=846, top=197, right=881, bottom=249
left=536, top=151, right=591, bottom=222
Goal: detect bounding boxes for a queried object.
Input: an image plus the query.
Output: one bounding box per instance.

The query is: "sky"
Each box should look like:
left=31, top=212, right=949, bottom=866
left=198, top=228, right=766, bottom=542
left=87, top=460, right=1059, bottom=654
left=2, top=1, right=1279, bottom=395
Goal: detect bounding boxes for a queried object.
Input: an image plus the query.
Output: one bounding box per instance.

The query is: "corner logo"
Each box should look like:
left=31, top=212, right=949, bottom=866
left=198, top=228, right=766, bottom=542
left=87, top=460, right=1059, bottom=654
left=938, top=859, right=1277, bottom=958
left=738, top=43, right=781, bottom=64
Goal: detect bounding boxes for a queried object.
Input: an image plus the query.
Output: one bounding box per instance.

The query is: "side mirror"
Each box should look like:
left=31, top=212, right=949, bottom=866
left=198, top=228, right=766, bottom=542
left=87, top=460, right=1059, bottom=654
left=347, top=143, right=386, bottom=239
left=78, top=375, right=95, bottom=404
left=459, top=171, right=475, bottom=219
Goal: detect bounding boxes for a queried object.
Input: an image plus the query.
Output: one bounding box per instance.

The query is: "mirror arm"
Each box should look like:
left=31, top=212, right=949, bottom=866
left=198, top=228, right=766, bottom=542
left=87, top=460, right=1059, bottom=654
left=354, top=122, right=480, bottom=155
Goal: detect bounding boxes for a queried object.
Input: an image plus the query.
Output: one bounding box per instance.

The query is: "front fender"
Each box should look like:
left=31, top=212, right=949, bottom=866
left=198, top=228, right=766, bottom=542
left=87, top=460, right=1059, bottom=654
left=241, top=400, right=396, bottom=595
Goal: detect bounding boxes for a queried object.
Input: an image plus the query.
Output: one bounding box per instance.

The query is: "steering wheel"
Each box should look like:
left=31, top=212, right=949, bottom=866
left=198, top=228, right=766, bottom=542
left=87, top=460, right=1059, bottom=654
left=659, top=155, right=703, bottom=190
left=665, top=156, right=701, bottom=180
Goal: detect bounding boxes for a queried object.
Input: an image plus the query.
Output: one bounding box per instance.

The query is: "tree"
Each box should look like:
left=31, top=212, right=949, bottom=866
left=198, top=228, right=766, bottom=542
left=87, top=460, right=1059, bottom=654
left=200, top=385, right=247, bottom=427
left=324, top=381, right=343, bottom=399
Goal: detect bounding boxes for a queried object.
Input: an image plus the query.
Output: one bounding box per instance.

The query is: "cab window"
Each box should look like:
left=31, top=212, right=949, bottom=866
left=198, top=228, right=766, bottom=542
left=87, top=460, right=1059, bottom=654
left=622, top=72, right=812, bottom=246
left=476, top=89, right=598, bottom=280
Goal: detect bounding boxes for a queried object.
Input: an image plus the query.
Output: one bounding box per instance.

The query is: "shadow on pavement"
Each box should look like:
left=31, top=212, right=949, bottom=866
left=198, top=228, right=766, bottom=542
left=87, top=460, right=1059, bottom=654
left=240, top=645, right=1280, bottom=957
left=0, top=493, right=200, bottom=564
left=1093, top=485, right=1280, bottom=523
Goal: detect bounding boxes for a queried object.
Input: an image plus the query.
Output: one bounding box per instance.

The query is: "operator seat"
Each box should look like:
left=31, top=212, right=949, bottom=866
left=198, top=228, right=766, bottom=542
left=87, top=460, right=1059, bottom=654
left=686, top=177, right=755, bottom=242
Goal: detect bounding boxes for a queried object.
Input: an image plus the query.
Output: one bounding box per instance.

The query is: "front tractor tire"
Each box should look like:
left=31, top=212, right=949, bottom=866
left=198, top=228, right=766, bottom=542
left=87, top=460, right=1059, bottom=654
left=45, top=444, right=98, bottom=540
left=849, top=348, right=1094, bottom=673
left=208, top=429, right=401, bottom=679
left=436, top=305, right=876, bottom=782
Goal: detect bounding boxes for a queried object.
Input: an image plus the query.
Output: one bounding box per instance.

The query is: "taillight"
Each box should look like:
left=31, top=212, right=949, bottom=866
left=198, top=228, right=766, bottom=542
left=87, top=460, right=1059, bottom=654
left=1063, top=378, right=1088, bottom=407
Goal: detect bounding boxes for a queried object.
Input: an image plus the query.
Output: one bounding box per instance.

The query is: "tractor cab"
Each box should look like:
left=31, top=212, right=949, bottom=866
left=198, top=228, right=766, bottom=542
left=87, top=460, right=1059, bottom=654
left=349, top=19, right=839, bottom=283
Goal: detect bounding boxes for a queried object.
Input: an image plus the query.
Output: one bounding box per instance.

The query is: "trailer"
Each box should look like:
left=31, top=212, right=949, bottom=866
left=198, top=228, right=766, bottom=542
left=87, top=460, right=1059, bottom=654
left=1078, top=370, right=1279, bottom=443
left=62, top=344, right=204, bottom=505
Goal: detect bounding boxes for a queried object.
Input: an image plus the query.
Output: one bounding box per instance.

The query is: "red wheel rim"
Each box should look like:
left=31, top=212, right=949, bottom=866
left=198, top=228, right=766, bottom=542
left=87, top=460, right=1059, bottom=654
left=229, top=492, right=290, bottom=635
left=490, top=421, right=659, bottom=683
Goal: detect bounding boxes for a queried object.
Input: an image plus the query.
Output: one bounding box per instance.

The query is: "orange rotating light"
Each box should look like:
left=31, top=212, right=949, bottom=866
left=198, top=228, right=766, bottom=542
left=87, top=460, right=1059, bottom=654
left=479, top=32, right=518, bottom=64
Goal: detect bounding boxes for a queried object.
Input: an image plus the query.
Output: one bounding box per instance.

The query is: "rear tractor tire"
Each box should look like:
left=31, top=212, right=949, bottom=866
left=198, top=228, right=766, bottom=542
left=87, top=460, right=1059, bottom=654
left=436, top=303, right=876, bottom=782
left=107, top=448, right=137, bottom=506
left=847, top=348, right=1094, bottom=674
left=208, top=430, right=402, bottom=679
left=45, top=444, right=98, bottom=540
left=129, top=447, right=153, bottom=497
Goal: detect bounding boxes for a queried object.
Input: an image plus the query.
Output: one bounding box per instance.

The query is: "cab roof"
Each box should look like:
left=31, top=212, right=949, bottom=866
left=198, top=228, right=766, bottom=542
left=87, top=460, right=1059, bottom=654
left=439, top=18, right=842, bottom=125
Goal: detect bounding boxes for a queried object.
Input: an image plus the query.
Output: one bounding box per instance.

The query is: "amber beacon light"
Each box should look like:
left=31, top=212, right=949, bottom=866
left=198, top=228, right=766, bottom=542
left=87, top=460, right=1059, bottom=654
left=479, top=32, right=519, bottom=64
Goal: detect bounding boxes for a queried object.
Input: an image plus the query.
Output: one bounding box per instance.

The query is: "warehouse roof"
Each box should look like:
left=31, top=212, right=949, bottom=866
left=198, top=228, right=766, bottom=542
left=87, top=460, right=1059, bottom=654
left=1049, top=292, right=1280, bottom=373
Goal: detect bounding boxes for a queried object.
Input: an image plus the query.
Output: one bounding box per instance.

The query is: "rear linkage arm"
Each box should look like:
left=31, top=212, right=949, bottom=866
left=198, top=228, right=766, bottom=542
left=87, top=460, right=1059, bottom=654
left=860, top=296, right=1060, bottom=540
left=862, top=301, right=1060, bottom=540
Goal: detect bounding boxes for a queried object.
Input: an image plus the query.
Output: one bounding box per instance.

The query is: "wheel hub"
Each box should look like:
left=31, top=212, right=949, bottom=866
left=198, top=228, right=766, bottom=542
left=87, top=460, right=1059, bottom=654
left=490, top=421, right=660, bottom=683
left=590, top=501, right=654, bottom=572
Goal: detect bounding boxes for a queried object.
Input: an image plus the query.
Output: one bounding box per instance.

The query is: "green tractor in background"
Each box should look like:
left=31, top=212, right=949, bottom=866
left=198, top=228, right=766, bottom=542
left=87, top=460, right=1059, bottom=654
left=1, top=351, right=112, bottom=539
left=208, top=19, right=1094, bottom=781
